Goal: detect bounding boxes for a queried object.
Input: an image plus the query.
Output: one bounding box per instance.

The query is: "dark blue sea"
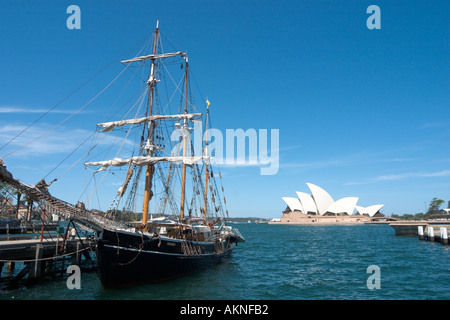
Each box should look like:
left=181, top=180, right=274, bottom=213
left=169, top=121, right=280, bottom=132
left=1, top=223, right=450, bottom=300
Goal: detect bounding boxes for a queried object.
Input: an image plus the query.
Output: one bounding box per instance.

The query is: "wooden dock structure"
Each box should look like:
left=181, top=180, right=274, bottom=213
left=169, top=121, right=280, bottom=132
left=389, top=221, right=428, bottom=236
left=0, top=237, right=95, bottom=287
left=390, top=221, right=450, bottom=245
left=0, top=157, right=104, bottom=288
left=418, top=225, right=449, bottom=244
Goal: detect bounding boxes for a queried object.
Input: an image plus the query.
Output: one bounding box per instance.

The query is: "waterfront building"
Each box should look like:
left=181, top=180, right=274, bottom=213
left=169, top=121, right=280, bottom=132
left=276, top=183, right=391, bottom=225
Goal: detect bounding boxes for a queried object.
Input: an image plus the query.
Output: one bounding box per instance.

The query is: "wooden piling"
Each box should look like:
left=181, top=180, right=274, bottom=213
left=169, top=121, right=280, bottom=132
left=418, top=226, right=424, bottom=240
left=7, top=261, right=15, bottom=271
left=428, top=226, right=434, bottom=242
left=29, top=244, right=43, bottom=281
left=441, top=227, right=448, bottom=245
left=71, top=242, right=82, bottom=266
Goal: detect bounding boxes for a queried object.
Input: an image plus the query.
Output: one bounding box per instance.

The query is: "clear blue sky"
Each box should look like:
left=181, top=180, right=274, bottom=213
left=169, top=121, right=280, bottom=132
left=1, top=0, right=449, bottom=218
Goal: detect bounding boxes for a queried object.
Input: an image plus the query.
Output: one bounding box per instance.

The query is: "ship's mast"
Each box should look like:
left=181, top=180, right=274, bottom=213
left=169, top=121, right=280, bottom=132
left=203, top=101, right=210, bottom=218
left=84, top=21, right=200, bottom=224
left=179, top=56, right=189, bottom=221
left=141, top=21, right=160, bottom=226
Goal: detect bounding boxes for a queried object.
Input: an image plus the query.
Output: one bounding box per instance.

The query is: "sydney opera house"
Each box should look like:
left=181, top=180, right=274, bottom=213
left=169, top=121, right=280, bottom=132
left=271, top=183, right=393, bottom=225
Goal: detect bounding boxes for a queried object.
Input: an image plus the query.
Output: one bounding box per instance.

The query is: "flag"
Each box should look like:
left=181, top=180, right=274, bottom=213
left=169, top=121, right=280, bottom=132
left=206, top=99, right=210, bottom=107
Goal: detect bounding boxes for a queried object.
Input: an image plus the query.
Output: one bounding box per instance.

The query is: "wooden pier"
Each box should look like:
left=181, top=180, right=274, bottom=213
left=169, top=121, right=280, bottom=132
left=0, top=237, right=95, bottom=287
left=389, top=221, right=428, bottom=236
left=418, top=225, right=449, bottom=245
left=0, top=160, right=102, bottom=288
left=390, top=221, right=450, bottom=245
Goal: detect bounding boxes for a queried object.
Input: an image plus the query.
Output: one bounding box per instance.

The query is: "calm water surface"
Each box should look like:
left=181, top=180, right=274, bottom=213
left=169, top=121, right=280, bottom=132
left=1, top=223, right=449, bottom=300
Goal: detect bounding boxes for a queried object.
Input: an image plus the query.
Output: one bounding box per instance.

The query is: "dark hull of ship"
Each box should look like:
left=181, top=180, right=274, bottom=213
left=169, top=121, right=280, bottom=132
left=96, top=228, right=234, bottom=289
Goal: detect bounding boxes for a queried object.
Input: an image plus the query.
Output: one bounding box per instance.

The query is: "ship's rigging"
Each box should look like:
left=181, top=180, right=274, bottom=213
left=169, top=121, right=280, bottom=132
left=0, top=21, right=244, bottom=288
left=1, top=20, right=231, bottom=230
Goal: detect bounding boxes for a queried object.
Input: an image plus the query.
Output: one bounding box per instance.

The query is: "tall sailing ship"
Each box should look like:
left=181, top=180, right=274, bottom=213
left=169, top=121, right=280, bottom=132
left=0, top=21, right=244, bottom=289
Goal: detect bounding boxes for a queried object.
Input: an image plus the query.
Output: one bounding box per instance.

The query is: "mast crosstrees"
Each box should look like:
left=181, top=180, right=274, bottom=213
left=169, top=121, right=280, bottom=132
left=82, top=22, right=212, bottom=225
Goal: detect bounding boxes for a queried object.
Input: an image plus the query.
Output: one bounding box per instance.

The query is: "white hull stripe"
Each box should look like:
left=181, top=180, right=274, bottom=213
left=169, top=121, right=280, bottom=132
left=102, top=244, right=231, bottom=257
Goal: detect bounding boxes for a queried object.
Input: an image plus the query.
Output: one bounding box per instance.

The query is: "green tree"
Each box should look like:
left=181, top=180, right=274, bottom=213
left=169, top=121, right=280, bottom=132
left=426, top=197, right=444, bottom=217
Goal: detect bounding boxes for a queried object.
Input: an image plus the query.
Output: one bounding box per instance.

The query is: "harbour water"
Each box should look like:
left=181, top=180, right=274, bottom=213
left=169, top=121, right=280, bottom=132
left=1, top=223, right=449, bottom=300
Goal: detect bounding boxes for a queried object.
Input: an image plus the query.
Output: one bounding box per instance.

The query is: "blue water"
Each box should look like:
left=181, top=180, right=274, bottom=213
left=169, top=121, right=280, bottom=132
left=1, top=223, right=450, bottom=300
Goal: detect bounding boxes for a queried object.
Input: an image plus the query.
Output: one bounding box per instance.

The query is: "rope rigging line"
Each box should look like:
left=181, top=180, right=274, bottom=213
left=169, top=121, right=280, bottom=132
left=42, top=130, right=97, bottom=182
left=161, top=58, right=197, bottom=113
left=40, top=85, right=147, bottom=199
left=0, top=31, right=154, bottom=157
left=0, top=64, right=114, bottom=156
left=83, top=84, right=148, bottom=207
left=1, top=64, right=132, bottom=160
left=204, top=111, right=230, bottom=219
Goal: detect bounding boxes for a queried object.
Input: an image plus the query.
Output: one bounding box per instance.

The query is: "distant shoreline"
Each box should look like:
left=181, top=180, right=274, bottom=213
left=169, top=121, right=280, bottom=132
left=268, top=221, right=388, bottom=226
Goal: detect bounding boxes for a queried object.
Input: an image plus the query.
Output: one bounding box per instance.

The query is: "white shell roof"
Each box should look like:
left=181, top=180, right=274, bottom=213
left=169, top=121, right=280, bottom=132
left=325, top=197, right=359, bottom=215
left=296, top=191, right=318, bottom=214
left=283, top=183, right=383, bottom=217
left=355, top=204, right=384, bottom=217
left=282, top=197, right=304, bottom=212
left=306, top=183, right=334, bottom=215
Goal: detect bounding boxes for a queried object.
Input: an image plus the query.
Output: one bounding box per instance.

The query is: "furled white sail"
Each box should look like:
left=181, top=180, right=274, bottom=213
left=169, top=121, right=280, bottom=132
left=98, top=113, right=202, bottom=132
left=117, top=167, right=134, bottom=197
left=121, top=51, right=185, bottom=63
left=85, top=156, right=209, bottom=172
